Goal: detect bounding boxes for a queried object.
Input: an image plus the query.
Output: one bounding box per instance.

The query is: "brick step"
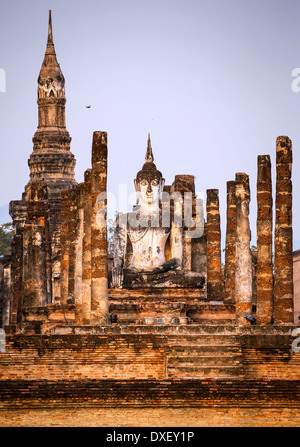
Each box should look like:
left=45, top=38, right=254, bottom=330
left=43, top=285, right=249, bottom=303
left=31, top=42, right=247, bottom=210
left=164, top=325, right=237, bottom=335
left=49, top=324, right=241, bottom=336
left=167, top=344, right=241, bottom=354
left=190, top=319, right=236, bottom=325
left=167, top=355, right=242, bottom=367
left=167, top=365, right=243, bottom=379
left=167, top=336, right=240, bottom=346
left=165, top=326, right=238, bottom=335
left=168, top=334, right=238, bottom=341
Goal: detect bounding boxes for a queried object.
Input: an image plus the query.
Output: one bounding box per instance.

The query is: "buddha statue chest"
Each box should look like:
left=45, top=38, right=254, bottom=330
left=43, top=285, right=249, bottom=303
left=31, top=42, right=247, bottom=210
left=128, top=224, right=170, bottom=269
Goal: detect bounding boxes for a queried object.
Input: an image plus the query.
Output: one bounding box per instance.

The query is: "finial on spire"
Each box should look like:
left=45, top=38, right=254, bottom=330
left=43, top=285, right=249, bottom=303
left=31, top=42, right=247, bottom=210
left=46, top=10, right=55, bottom=54
left=145, top=133, right=154, bottom=163
left=136, top=133, right=163, bottom=183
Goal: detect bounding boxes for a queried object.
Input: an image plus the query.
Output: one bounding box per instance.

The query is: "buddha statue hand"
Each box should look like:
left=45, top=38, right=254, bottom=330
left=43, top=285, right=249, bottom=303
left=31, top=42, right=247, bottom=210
left=160, top=257, right=181, bottom=272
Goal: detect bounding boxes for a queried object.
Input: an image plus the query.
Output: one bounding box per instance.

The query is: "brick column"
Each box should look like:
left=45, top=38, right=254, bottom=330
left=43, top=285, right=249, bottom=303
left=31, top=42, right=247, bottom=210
left=82, top=169, right=92, bottom=324
left=274, top=136, right=294, bottom=324
left=74, top=183, right=84, bottom=324
left=90, top=131, right=109, bottom=324
left=1, top=259, right=11, bottom=328
left=22, top=224, right=47, bottom=308
left=8, top=201, right=27, bottom=325
left=9, top=231, right=23, bottom=325
left=191, top=223, right=207, bottom=279
left=67, top=189, right=77, bottom=303
left=25, top=186, right=51, bottom=305
left=60, top=191, right=70, bottom=305
left=224, top=181, right=236, bottom=303
left=173, top=175, right=195, bottom=271
left=235, top=173, right=252, bottom=324
left=256, top=155, right=273, bottom=324
left=206, top=189, right=222, bottom=300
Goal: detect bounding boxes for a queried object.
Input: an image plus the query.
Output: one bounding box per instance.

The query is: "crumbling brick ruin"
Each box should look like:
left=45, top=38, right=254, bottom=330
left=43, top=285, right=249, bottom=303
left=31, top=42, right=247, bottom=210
left=0, top=11, right=300, bottom=426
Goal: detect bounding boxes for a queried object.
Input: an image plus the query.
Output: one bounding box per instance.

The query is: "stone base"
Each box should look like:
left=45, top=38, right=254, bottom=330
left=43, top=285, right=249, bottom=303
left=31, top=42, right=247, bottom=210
left=108, top=287, right=235, bottom=325
left=108, top=301, right=235, bottom=325
left=119, top=269, right=205, bottom=289
left=11, top=287, right=236, bottom=333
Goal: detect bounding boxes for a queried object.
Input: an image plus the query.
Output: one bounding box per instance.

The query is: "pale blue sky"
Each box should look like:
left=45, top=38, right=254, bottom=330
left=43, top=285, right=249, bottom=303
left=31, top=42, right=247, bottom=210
left=0, top=0, right=299, bottom=250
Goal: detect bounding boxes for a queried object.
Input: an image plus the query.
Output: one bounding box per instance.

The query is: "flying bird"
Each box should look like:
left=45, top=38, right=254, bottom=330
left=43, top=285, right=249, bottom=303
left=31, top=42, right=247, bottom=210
left=86, top=105, right=91, bottom=108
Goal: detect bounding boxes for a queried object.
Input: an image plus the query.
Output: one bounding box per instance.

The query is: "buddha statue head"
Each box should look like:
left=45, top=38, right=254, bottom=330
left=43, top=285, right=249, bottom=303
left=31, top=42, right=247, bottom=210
left=134, top=134, right=165, bottom=208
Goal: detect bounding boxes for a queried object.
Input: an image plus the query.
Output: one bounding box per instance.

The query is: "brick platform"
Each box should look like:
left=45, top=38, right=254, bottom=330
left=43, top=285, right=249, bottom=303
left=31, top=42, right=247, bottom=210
left=1, top=325, right=299, bottom=426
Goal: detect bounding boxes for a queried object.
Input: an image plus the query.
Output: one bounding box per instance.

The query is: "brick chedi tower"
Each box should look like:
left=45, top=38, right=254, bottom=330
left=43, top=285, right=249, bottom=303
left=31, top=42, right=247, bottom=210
left=27, top=10, right=76, bottom=194
left=6, top=11, right=77, bottom=326
left=25, top=10, right=77, bottom=282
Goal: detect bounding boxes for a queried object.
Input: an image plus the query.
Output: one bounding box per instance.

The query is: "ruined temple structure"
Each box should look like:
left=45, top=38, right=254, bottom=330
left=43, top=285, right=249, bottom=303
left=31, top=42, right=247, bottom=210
left=0, top=12, right=300, bottom=426
left=1, top=11, right=76, bottom=328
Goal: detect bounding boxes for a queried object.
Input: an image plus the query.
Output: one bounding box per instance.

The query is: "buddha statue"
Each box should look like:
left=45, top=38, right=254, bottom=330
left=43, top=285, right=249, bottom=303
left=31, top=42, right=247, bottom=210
left=111, top=135, right=205, bottom=289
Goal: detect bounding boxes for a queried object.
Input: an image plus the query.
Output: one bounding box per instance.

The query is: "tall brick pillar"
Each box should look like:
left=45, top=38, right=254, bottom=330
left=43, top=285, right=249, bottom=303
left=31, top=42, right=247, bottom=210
left=22, top=185, right=49, bottom=315
left=235, top=173, right=252, bottom=324
left=206, top=189, right=222, bottom=300
left=173, top=175, right=196, bottom=271
left=22, top=225, right=47, bottom=309
left=274, top=136, right=294, bottom=324
left=256, top=155, right=273, bottom=324
left=60, top=191, right=70, bottom=305
left=90, top=132, right=109, bottom=324
left=1, top=259, right=11, bottom=328
left=9, top=201, right=27, bottom=325
left=74, top=183, right=84, bottom=324
left=224, top=181, right=236, bottom=303
left=82, top=169, right=92, bottom=324
left=10, top=231, right=23, bottom=325
left=67, top=189, right=77, bottom=302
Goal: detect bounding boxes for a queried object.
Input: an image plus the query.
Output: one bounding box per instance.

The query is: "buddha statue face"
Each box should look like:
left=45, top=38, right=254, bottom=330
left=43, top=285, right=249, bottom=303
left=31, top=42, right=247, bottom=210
left=134, top=163, right=165, bottom=209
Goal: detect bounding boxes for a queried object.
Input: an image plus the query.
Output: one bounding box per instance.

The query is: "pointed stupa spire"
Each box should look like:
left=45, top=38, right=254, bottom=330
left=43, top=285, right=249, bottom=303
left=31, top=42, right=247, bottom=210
left=38, top=10, right=65, bottom=92
left=45, top=10, right=55, bottom=55
left=136, top=133, right=162, bottom=182
left=145, top=133, right=154, bottom=163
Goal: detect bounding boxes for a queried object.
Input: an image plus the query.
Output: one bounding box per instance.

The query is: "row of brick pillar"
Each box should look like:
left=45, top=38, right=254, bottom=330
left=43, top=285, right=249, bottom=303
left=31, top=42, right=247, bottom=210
left=206, top=136, right=294, bottom=325
left=7, top=132, right=293, bottom=328
left=60, top=131, right=109, bottom=325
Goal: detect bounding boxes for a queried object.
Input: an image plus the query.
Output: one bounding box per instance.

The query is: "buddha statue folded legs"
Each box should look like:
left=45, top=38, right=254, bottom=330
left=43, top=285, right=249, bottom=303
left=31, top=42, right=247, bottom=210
left=121, top=268, right=205, bottom=289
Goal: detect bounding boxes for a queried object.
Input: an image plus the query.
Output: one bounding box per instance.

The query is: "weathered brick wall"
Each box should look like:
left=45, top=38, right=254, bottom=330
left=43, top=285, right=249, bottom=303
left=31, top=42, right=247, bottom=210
left=242, top=348, right=300, bottom=379
left=241, top=335, right=300, bottom=379
left=1, top=331, right=300, bottom=427
left=1, top=379, right=300, bottom=409
left=0, top=334, right=165, bottom=380
left=1, top=332, right=300, bottom=381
